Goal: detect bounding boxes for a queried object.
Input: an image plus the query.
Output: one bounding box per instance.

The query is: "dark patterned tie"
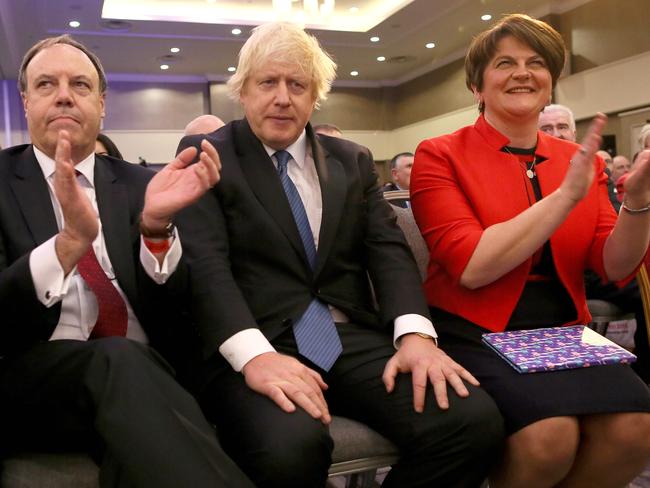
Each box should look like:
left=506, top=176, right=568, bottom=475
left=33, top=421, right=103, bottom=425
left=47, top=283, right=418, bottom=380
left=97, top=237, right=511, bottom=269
left=275, top=150, right=342, bottom=371
left=74, top=170, right=128, bottom=338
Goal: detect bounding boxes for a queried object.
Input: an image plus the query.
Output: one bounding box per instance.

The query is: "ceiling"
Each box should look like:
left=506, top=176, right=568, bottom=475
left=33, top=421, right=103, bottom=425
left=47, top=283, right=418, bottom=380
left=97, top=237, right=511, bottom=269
left=0, top=0, right=593, bottom=87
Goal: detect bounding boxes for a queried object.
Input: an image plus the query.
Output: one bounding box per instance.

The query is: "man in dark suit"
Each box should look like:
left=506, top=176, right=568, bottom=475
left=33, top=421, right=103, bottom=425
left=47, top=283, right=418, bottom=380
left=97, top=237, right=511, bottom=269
left=382, top=152, right=413, bottom=208
left=177, top=22, right=504, bottom=488
left=0, top=35, right=253, bottom=487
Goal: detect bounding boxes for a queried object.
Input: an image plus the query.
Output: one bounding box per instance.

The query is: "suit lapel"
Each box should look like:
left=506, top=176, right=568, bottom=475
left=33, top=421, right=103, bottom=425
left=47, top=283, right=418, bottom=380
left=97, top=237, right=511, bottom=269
left=310, top=130, right=346, bottom=277
left=94, top=156, right=138, bottom=304
left=234, top=120, right=310, bottom=267
left=9, top=147, right=59, bottom=245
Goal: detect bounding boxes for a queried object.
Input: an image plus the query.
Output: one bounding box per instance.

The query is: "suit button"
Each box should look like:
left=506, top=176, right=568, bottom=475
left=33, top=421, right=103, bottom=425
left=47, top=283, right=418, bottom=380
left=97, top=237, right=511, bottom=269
left=45, top=290, right=51, bottom=300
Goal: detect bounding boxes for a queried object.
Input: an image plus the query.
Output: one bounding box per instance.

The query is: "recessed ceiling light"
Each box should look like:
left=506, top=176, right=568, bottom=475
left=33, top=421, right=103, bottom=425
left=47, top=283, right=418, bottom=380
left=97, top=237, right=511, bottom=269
left=160, top=64, right=170, bottom=70
left=376, top=56, right=386, bottom=62
left=481, top=14, right=492, bottom=21
left=349, top=6, right=358, bottom=13
left=370, top=36, right=380, bottom=43
left=350, top=70, right=359, bottom=76
left=170, top=47, right=180, bottom=53
left=227, top=66, right=236, bottom=72
left=69, top=20, right=80, bottom=28
left=232, top=28, right=242, bottom=35
left=425, top=42, right=435, bottom=49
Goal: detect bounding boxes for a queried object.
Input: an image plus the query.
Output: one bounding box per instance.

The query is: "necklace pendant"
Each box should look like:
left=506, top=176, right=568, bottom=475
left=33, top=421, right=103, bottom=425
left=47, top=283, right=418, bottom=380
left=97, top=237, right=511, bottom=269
left=526, top=169, right=535, bottom=179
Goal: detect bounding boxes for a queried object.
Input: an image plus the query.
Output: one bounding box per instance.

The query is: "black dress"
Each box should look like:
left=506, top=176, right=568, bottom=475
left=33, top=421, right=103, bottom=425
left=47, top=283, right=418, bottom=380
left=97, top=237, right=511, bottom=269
left=433, top=147, right=650, bottom=434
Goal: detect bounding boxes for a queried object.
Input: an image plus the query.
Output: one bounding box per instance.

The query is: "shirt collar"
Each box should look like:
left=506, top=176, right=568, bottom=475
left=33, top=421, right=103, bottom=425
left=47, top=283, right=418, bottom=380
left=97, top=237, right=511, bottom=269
left=263, top=130, right=308, bottom=169
left=33, top=145, right=96, bottom=186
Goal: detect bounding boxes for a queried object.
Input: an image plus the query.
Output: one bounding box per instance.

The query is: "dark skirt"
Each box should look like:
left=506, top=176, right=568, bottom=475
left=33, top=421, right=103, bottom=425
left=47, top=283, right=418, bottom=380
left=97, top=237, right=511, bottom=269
left=433, top=310, right=650, bottom=434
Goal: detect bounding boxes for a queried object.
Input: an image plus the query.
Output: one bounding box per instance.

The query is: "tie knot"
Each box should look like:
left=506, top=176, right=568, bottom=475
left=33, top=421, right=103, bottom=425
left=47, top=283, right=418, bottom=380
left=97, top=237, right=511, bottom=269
left=275, top=150, right=292, bottom=171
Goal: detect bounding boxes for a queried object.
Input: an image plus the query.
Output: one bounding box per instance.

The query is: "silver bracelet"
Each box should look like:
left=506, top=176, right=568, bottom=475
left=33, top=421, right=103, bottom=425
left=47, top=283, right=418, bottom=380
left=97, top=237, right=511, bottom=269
left=621, top=200, right=650, bottom=214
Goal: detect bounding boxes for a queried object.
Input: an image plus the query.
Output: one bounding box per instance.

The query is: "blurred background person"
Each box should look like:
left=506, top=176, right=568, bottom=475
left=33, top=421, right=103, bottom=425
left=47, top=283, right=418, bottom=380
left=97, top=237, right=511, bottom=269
left=95, top=132, right=123, bottom=159
left=412, top=14, right=650, bottom=488
left=538, top=104, right=576, bottom=141
left=183, top=114, right=225, bottom=136
left=313, top=122, right=342, bottom=138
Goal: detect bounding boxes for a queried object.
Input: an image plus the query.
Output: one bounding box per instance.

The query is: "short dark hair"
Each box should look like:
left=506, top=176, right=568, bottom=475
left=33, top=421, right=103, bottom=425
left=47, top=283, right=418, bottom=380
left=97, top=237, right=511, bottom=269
left=18, top=35, right=107, bottom=94
left=465, top=14, right=565, bottom=112
left=390, top=152, right=414, bottom=170
left=96, top=133, right=123, bottom=159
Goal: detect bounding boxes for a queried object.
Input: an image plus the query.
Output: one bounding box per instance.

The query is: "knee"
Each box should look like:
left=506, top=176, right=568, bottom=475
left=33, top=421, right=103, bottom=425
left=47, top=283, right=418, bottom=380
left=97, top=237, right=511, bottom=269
left=240, top=418, right=332, bottom=488
left=445, top=387, right=506, bottom=455
left=594, top=412, right=650, bottom=458
left=511, top=417, right=579, bottom=477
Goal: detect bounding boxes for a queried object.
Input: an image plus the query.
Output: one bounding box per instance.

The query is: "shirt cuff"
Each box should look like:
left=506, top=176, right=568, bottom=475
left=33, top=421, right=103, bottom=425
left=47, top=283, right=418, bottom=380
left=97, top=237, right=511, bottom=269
left=29, top=235, right=74, bottom=307
left=139, top=230, right=181, bottom=284
left=393, top=313, right=438, bottom=348
left=219, top=328, right=276, bottom=372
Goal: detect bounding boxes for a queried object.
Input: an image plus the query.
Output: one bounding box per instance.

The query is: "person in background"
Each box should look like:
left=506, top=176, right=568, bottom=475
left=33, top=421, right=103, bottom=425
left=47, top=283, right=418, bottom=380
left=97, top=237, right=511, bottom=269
left=313, top=122, right=343, bottom=138
left=383, top=152, right=414, bottom=208
left=639, top=123, right=650, bottom=150
left=176, top=21, right=504, bottom=488
left=412, top=14, right=650, bottom=488
left=95, top=132, right=123, bottom=159
left=0, top=34, right=253, bottom=487
left=538, top=103, right=576, bottom=141
left=184, top=114, right=225, bottom=136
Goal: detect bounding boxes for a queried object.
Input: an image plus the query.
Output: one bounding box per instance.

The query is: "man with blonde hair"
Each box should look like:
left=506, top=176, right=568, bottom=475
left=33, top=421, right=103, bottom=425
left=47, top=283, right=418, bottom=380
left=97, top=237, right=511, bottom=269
left=177, top=21, right=503, bottom=488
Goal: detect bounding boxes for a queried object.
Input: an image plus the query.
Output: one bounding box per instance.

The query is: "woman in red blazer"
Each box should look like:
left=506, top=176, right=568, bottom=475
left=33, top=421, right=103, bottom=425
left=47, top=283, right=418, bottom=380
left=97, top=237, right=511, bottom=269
left=411, top=14, right=650, bottom=488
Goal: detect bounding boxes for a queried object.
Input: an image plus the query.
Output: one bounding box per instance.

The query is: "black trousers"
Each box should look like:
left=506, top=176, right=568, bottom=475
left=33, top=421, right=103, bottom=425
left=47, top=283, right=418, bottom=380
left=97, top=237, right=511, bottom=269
left=0, top=338, right=254, bottom=488
left=200, top=324, right=505, bottom=488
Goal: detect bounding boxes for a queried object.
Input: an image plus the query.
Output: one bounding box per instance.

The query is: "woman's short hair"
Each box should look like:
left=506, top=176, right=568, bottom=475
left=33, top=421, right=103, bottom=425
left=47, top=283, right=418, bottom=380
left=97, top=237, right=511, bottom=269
left=96, top=133, right=123, bottom=160
left=465, top=14, right=566, bottom=107
left=227, top=22, right=336, bottom=109
left=18, top=35, right=107, bottom=95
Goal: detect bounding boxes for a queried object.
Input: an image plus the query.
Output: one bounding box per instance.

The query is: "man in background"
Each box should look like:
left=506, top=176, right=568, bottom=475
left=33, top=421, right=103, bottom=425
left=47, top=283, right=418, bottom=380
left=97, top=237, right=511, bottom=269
left=313, top=122, right=342, bottom=138
left=184, top=114, right=225, bottom=136
left=383, top=151, right=414, bottom=208
left=539, top=103, right=577, bottom=141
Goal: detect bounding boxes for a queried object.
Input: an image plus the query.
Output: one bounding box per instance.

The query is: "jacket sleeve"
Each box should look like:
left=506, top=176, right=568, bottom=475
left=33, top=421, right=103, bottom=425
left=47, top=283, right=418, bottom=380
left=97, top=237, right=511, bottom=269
left=411, top=137, right=484, bottom=284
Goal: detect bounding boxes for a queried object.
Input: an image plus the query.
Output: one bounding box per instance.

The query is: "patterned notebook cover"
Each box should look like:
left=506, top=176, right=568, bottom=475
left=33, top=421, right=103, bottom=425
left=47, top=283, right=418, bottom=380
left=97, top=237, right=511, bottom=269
left=482, top=325, right=637, bottom=374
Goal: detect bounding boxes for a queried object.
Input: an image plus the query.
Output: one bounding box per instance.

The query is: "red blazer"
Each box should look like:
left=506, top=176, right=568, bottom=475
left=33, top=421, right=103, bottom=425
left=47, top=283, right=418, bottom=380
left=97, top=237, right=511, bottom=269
left=411, top=115, right=618, bottom=332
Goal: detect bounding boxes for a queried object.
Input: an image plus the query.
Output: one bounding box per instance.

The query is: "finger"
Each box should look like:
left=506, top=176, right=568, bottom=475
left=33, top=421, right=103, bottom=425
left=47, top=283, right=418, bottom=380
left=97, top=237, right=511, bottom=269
left=457, top=366, right=480, bottom=386
left=411, top=365, right=428, bottom=413
left=577, top=113, right=607, bottom=161
left=265, top=384, right=296, bottom=414
left=200, top=139, right=221, bottom=171
left=199, top=150, right=220, bottom=186
left=443, top=369, right=470, bottom=398
left=382, top=358, right=398, bottom=393
left=172, top=146, right=199, bottom=169
left=306, top=368, right=328, bottom=391
left=192, top=161, right=213, bottom=189
left=294, top=372, right=328, bottom=413
left=282, top=382, right=324, bottom=421
left=429, top=370, right=450, bottom=410
left=54, top=131, right=74, bottom=175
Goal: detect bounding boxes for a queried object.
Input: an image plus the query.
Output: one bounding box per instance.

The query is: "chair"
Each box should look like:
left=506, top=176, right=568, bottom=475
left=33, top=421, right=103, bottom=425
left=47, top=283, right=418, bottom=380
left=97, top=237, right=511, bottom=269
left=1, top=418, right=399, bottom=488
left=382, top=189, right=410, bottom=209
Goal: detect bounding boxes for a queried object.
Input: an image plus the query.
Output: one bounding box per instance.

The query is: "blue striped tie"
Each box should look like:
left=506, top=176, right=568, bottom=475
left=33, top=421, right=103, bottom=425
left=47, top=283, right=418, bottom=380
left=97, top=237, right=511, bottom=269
left=275, top=150, right=342, bottom=371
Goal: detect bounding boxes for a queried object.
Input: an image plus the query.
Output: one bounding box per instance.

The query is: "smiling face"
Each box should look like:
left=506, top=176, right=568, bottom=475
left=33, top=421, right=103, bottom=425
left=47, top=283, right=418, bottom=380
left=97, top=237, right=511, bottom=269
left=240, top=60, right=316, bottom=150
left=21, top=43, right=105, bottom=162
left=476, top=36, right=552, bottom=129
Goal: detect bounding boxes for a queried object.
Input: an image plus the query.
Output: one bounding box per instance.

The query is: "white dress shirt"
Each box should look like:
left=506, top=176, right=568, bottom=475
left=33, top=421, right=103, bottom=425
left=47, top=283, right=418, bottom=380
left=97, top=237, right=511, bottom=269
left=28, top=147, right=182, bottom=343
left=219, top=130, right=437, bottom=372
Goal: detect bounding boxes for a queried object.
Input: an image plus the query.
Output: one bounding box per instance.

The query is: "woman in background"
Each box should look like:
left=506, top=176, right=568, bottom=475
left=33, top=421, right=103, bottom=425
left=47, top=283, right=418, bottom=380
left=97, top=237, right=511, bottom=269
left=411, top=14, right=650, bottom=488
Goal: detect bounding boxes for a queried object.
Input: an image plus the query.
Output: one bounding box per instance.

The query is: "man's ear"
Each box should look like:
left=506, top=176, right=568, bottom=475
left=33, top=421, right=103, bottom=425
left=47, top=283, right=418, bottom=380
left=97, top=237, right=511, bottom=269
left=100, top=94, right=106, bottom=118
left=21, top=92, right=28, bottom=116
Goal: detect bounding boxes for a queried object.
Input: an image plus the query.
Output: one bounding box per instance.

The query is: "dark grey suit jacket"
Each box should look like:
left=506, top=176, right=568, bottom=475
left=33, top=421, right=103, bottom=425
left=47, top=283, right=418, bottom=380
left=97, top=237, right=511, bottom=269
left=0, top=145, right=189, bottom=364
left=176, top=120, right=429, bottom=371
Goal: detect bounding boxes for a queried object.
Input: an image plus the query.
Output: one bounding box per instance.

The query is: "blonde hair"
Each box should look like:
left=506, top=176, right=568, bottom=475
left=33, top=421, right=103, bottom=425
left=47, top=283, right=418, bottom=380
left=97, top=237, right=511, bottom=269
left=227, top=22, right=336, bottom=108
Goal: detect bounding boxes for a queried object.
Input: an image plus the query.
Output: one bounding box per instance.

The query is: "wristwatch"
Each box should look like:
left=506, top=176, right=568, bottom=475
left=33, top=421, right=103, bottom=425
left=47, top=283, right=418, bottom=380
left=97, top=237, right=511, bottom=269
left=140, top=216, right=175, bottom=238
left=411, top=332, right=439, bottom=346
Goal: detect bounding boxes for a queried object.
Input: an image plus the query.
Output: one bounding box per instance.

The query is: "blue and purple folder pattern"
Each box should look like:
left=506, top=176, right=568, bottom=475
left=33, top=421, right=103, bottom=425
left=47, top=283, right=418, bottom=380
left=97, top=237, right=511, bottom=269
left=482, top=325, right=637, bottom=373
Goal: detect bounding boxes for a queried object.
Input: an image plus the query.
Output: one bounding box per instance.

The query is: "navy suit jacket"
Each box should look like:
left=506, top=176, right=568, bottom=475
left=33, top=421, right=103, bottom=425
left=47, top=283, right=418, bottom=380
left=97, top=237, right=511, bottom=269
left=176, top=120, right=429, bottom=372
